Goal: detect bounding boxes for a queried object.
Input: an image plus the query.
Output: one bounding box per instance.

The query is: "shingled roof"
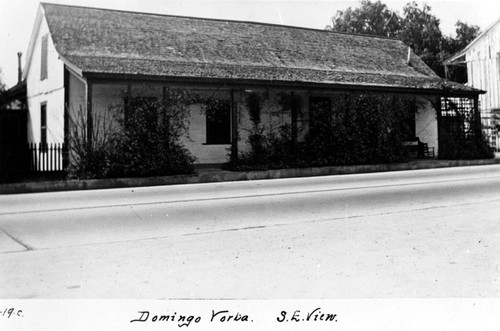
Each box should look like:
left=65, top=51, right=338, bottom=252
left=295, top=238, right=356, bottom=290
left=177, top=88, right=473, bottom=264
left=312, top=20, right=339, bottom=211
left=41, top=3, right=479, bottom=94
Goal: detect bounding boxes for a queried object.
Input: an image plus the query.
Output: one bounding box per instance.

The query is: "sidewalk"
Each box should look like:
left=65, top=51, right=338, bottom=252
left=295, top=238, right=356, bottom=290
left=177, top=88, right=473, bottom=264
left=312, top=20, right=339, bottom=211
left=1, top=157, right=499, bottom=194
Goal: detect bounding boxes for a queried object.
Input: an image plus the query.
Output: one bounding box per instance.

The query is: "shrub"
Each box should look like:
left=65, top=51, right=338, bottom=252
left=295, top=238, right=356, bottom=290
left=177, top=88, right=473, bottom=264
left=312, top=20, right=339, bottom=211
left=67, top=87, right=197, bottom=179
left=66, top=105, right=117, bottom=179
left=227, top=92, right=414, bottom=171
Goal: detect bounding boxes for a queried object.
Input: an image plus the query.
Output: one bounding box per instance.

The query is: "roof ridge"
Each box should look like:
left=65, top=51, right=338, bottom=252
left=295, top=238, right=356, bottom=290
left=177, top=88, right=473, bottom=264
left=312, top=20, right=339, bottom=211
left=40, top=2, right=401, bottom=41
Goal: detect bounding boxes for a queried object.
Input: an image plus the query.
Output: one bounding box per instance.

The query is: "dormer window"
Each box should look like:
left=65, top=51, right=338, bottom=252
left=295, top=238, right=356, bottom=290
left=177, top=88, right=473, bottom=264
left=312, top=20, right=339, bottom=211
left=40, top=34, right=48, bottom=80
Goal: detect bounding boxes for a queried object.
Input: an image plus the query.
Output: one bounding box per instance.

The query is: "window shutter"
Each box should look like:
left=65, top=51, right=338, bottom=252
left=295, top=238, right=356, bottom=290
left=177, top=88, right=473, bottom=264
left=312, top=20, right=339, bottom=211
left=40, top=34, right=48, bottom=80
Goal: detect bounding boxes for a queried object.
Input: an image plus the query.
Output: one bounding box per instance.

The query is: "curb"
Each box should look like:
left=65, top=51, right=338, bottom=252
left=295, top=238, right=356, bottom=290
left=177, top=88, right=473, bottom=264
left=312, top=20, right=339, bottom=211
left=1, top=158, right=499, bottom=194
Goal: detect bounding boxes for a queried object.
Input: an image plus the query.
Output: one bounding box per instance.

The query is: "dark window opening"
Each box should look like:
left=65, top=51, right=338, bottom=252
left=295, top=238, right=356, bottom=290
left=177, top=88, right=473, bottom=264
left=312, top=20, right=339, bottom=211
left=41, top=103, right=47, bottom=150
left=206, top=101, right=231, bottom=145
left=40, top=34, right=48, bottom=80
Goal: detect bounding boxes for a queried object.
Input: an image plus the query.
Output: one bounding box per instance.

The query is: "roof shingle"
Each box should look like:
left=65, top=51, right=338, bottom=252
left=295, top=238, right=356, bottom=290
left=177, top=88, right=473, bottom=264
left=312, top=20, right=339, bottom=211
left=42, top=3, right=479, bottom=94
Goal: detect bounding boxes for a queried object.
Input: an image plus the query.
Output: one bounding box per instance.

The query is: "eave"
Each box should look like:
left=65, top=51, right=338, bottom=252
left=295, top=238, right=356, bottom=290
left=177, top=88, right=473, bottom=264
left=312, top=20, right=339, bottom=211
left=82, top=72, right=485, bottom=98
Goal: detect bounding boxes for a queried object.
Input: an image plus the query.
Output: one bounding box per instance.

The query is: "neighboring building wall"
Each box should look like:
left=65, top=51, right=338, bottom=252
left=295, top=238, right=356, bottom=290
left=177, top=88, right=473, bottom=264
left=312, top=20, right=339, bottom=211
left=26, top=14, right=65, bottom=144
left=465, top=20, right=500, bottom=149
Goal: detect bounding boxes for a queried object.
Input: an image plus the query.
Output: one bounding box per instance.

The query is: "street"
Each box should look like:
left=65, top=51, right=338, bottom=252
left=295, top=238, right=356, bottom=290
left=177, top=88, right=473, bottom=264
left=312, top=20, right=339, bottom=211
left=0, top=165, right=499, bottom=298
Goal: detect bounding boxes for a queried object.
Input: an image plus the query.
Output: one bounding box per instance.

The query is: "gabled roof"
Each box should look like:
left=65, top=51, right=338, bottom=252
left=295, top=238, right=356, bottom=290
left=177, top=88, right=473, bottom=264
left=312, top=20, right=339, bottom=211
left=40, top=3, right=480, bottom=94
left=444, top=16, right=500, bottom=65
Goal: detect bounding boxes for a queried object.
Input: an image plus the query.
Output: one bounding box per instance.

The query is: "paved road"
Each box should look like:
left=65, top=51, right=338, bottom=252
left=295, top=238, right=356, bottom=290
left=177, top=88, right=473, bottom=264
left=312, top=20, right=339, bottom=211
left=1, top=165, right=499, bottom=298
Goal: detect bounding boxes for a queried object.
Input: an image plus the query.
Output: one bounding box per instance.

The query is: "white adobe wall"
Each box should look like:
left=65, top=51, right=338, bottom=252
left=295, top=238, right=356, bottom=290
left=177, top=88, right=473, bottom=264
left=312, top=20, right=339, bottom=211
left=88, top=83, right=234, bottom=164
left=67, top=72, right=86, bottom=130
left=86, top=81, right=440, bottom=164
left=88, top=84, right=308, bottom=164
left=415, top=96, right=439, bottom=155
left=181, top=90, right=232, bottom=164
left=25, top=14, right=65, bottom=144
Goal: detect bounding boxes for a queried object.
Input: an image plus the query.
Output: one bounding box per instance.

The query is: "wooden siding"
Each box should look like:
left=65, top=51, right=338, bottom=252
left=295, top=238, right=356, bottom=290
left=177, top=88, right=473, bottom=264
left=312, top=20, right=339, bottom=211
left=465, top=21, right=500, bottom=112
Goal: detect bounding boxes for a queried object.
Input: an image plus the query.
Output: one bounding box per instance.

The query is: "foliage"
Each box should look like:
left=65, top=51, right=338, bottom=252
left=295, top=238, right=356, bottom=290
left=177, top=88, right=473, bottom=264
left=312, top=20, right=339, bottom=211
left=0, top=68, right=7, bottom=110
left=400, top=2, right=443, bottom=75
left=439, top=110, right=494, bottom=160
left=247, top=92, right=262, bottom=126
left=326, top=0, right=481, bottom=81
left=440, top=132, right=494, bottom=160
left=227, top=92, right=415, bottom=171
left=326, top=0, right=401, bottom=37
left=67, top=87, right=197, bottom=179
left=107, top=88, right=196, bottom=177
left=66, top=105, right=117, bottom=179
left=440, top=21, right=481, bottom=83
left=245, top=92, right=265, bottom=158
left=303, top=93, right=413, bottom=166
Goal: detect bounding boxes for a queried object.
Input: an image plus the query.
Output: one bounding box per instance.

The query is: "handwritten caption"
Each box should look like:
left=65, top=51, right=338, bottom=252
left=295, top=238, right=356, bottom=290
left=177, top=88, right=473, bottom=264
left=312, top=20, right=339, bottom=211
left=130, top=307, right=337, bottom=328
left=1, top=308, right=24, bottom=319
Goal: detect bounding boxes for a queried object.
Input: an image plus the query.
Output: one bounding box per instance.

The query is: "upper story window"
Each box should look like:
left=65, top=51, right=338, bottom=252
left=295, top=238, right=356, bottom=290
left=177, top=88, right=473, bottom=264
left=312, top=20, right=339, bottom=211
left=40, top=34, right=48, bottom=80
left=41, top=102, right=47, bottom=147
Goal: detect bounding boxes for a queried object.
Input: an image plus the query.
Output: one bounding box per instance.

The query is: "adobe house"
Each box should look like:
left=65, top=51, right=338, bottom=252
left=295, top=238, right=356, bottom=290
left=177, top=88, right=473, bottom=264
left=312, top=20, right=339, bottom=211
left=22, top=3, right=483, bottom=168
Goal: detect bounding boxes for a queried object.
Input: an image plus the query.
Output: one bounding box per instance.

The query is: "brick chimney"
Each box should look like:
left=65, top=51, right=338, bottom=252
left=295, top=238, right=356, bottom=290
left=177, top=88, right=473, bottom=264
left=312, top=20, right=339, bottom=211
left=17, top=52, right=22, bottom=83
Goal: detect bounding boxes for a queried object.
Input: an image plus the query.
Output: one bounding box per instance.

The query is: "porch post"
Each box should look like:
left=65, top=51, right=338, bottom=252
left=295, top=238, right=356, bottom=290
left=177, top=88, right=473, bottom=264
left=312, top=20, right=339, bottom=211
left=473, top=95, right=481, bottom=138
left=291, top=92, right=298, bottom=148
left=63, top=67, right=69, bottom=170
left=86, top=79, right=93, bottom=148
left=230, top=89, right=238, bottom=163
left=436, top=96, right=442, bottom=157
left=125, top=84, right=132, bottom=126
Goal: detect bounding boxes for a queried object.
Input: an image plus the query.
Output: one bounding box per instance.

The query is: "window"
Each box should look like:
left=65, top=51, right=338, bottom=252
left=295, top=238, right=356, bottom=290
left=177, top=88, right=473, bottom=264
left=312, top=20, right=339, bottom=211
left=41, top=103, right=47, bottom=147
left=206, top=100, right=231, bottom=144
left=40, top=34, right=48, bottom=80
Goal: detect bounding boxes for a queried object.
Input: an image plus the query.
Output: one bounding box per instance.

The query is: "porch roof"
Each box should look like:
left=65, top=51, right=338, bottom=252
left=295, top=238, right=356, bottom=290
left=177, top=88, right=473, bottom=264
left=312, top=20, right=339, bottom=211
left=42, top=3, right=481, bottom=95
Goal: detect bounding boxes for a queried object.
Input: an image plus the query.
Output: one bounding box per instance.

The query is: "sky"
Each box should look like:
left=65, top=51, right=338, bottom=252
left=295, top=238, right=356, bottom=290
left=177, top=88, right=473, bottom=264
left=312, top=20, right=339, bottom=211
left=1, top=0, right=499, bottom=88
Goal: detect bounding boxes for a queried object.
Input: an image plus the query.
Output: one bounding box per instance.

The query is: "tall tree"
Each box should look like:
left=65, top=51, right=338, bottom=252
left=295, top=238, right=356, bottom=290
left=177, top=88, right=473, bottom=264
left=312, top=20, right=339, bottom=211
left=326, top=0, right=479, bottom=80
left=441, top=21, right=481, bottom=82
left=327, top=0, right=401, bottom=37
left=400, top=1, right=443, bottom=75
left=0, top=68, right=7, bottom=110
left=443, top=20, right=481, bottom=53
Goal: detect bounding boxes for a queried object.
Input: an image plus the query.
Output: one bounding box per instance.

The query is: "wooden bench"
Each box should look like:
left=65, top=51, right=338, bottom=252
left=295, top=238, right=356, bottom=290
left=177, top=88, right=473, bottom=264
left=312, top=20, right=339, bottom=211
left=423, top=143, right=435, bottom=158
left=404, top=140, right=435, bottom=158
